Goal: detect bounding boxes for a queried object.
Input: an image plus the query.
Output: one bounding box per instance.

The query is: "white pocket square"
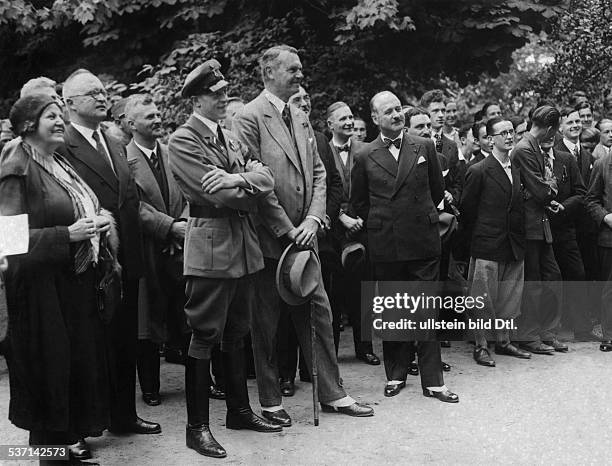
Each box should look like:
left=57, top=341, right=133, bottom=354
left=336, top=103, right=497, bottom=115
left=417, top=156, right=426, bottom=164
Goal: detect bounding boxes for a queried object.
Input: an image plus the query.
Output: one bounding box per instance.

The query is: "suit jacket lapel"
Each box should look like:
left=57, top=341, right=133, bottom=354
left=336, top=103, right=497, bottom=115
left=187, top=116, right=229, bottom=166
left=486, top=155, right=511, bottom=195
left=66, top=125, right=118, bottom=193
left=393, top=135, right=419, bottom=196
left=103, top=131, right=128, bottom=204
left=510, top=162, right=521, bottom=208
left=290, top=105, right=309, bottom=174
left=127, top=140, right=167, bottom=213
left=369, top=136, right=398, bottom=178
left=260, top=95, right=302, bottom=174
left=330, top=142, right=348, bottom=188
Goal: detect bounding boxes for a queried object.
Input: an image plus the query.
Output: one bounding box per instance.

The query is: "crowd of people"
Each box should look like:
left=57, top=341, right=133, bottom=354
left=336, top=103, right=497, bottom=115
left=1, top=43, right=612, bottom=463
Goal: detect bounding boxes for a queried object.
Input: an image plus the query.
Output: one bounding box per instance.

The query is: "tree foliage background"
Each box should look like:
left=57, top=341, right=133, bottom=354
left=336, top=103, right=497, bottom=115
left=3, top=0, right=604, bottom=129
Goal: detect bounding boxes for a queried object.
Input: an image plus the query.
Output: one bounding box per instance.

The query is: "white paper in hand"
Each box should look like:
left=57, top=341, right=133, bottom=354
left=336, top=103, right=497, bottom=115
left=0, top=214, right=29, bottom=256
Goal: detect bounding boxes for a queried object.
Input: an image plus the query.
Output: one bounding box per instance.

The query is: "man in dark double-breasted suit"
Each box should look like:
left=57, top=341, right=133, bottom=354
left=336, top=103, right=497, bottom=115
left=350, top=90, right=458, bottom=403
left=124, top=95, right=189, bottom=407
left=58, top=71, right=160, bottom=453
left=168, top=60, right=281, bottom=458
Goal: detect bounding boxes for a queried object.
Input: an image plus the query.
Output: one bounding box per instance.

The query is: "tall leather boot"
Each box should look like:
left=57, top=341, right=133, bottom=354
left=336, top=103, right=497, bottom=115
left=137, top=340, right=161, bottom=405
left=185, top=356, right=226, bottom=458
left=223, top=349, right=282, bottom=432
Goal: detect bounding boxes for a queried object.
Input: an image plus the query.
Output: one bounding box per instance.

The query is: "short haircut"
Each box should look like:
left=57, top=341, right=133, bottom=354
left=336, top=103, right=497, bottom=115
left=354, top=115, right=365, bottom=124
left=509, top=115, right=526, bottom=130
left=62, top=68, right=95, bottom=100
left=20, top=77, right=57, bottom=98
left=580, top=126, right=599, bottom=143
left=486, top=117, right=506, bottom=136
left=473, top=110, right=484, bottom=123
left=404, top=107, right=429, bottom=127
left=560, top=106, right=579, bottom=119
left=458, top=123, right=472, bottom=139
left=124, top=94, right=155, bottom=120
left=259, top=45, right=298, bottom=81
left=596, top=118, right=612, bottom=130
left=575, top=101, right=592, bottom=111
left=420, top=89, right=445, bottom=108
left=530, top=105, right=561, bottom=128
left=481, top=101, right=499, bottom=116
left=472, top=121, right=486, bottom=139
left=326, top=101, right=349, bottom=121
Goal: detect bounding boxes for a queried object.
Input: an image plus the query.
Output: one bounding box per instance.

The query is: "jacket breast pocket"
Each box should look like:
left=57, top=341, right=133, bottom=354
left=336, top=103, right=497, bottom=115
left=185, top=226, right=230, bottom=271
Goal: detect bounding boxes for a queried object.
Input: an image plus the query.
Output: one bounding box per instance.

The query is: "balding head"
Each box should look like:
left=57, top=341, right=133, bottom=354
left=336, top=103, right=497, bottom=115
left=62, top=71, right=108, bottom=128
left=370, top=91, right=404, bottom=138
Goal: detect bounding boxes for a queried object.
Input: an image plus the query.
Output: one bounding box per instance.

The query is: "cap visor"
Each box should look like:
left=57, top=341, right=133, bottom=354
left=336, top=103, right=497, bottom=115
left=209, top=79, right=229, bottom=93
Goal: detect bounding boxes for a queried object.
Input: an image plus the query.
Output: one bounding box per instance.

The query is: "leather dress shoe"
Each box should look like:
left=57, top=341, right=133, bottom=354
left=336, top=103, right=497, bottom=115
left=226, top=409, right=283, bottom=432
left=186, top=424, right=226, bottom=458
left=408, top=362, right=419, bottom=376
left=442, top=362, right=451, bottom=372
left=473, top=346, right=495, bottom=367
left=142, top=392, right=161, bottom=406
left=543, top=339, right=569, bottom=352
left=262, top=409, right=292, bottom=427
left=320, top=402, right=374, bottom=417
left=423, top=388, right=459, bottom=403
left=600, top=340, right=612, bottom=352
left=357, top=352, right=381, bottom=365
left=495, top=343, right=531, bottom=359
left=384, top=381, right=405, bottom=397
left=110, top=416, right=162, bottom=434
left=208, top=384, right=226, bottom=400
left=280, top=379, right=295, bottom=397
left=519, top=342, right=554, bottom=355
left=68, top=438, right=91, bottom=461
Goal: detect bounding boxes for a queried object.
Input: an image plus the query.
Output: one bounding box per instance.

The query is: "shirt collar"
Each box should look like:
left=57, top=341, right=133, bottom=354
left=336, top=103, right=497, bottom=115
left=71, top=121, right=98, bottom=141
left=380, top=131, right=404, bottom=143
left=492, top=151, right=511, bottom=167
left=193, top=112, right=219, bottom=135
left=563, top=137, right=579, bottom=153
left=264, top=90, right=287, bottom=115
left=332, top=136, right=351, bottom=149
left=133, top=139, right=158, bottom=159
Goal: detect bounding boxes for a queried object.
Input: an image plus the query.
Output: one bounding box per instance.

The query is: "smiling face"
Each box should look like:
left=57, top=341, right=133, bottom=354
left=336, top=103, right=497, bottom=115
left=327, top=105, right=354, bottom=140
left=485, top=104, right=502, bottom=121
left=194, top=88, right=228, bottom=122
left=64, top=73, right=108, bottom=126
left=600, top=121, right=612, bottom=148
left=407, top=113, right=432, bottom=138
left=560, top=111, right=582, bottom=143
left=266, top=51, right=304, bottom=102
left=426, top=101, right=446, bottom=131
left=371, top=92, right=404, bottom=138
left=578, top=107, right=593, bottom=128
left=445, top=102, right=458, bottom=127
left=129, top=102, right=163, bottom=142
left=27, top=103, right=65, bottom=149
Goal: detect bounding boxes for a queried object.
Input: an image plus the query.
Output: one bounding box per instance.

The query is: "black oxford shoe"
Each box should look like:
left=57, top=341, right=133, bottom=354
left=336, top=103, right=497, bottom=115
left=280, top=379, right=295, bottom=397
left=186, top=424, right=226, bottom=458
left=473, top=346, right=496, bottom=367
left=142, top=392, right=161, bottom=406
left=208, top=384, right=226, bottom=400
left=442, top=361, right=452, bottom=371
left=261, top=409, right=292, bottom=427
left=357, top=352, right=381, bottom=365
left=320, top=402, right=374, bottom=417
left=226, top=410, right=282, bottom=432
left=384, top=381, right=406, bottom=397
left=110, top=416, right=161, bottom=434
left=423, top=388, right=459, bottom=403
left=495, top=343, right=531, bottom=359
left=68, top=438, right=91, bottom=461
left=543, top=339, right=569, bottom=352
left=600, top=340, right=612, bottom=352
left=408, top=362, right=419, bottom=376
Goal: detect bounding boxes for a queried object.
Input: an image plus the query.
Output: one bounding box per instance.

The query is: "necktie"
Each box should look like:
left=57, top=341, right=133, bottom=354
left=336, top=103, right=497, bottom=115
left=573, top=146, right=580, bottom=159
left=383, top=137, right=402, bottom=149
left=92, top=130, right=115, bottom=174
left=434, top=132, right=443, bottom=152
left=282, top=104, right=293, bottom=138
left=217, top=125, right=227, bottom=151
left=150, top=146, right=161, bottom=172
left=336, top=143, right=349, bottom=153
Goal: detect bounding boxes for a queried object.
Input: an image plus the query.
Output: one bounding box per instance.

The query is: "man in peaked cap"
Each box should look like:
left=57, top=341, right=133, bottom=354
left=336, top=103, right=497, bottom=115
left=168, top=59, right=281, bottom=459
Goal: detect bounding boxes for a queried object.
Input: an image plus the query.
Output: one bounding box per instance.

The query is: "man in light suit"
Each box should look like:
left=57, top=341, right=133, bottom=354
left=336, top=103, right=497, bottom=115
left=233, top=44, right=373, bottom=427
left=124, top=95, right=189, bottom=407
left=168, top=60, right=281, bottom=458
left=350, top=91, right=458, bottom=403
left=58, top=70, right=160, bottom=459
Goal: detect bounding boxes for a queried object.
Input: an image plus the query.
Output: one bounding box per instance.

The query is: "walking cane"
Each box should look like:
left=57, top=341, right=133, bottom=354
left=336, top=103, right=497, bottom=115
left=310, top=299, right=319, bottom=426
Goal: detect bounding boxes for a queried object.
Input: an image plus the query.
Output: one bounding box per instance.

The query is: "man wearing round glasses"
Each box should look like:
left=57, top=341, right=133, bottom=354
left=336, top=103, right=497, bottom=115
left=461, top=117, right=530, bottom=367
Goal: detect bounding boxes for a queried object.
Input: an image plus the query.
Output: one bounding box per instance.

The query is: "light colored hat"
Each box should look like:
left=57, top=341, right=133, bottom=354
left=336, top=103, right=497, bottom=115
left=276, top=243, right=322, bottom=305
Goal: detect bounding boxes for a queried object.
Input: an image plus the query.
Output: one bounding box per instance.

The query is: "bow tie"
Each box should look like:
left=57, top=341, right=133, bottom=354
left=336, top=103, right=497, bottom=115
left=383, top=137, right=402, bottom=149
left=336, top=144, right=350, bottom=153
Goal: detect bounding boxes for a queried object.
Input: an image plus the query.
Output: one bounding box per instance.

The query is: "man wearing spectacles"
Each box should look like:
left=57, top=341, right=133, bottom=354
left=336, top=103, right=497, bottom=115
left=461, top=117, right=530, bottom=367
left=58, top=69, right=161, bottom=456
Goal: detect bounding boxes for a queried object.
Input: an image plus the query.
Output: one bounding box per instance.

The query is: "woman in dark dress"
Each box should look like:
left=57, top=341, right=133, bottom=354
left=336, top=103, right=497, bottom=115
left=0, top=94, right=116, bottom=462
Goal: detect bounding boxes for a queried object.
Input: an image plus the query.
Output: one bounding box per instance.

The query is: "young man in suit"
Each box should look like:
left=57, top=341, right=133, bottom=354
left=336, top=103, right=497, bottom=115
left=326, top=101, right=379, bottom=366
left=352, top=116, right=368, bottom=143
left=461, top=117, right=530, bottom=366
left=168, top=60, right=282, bottom=458
left=350, top=90, right=458, bottom=403
left=512, top=105, right=567, bottom=354
left=58, top=70, right=160, bottom=459
left=468, top=122, right=491, bottom=166
left=124, top=95, right=189, bottom=407
left=233, top=45, right=373, bottom=426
